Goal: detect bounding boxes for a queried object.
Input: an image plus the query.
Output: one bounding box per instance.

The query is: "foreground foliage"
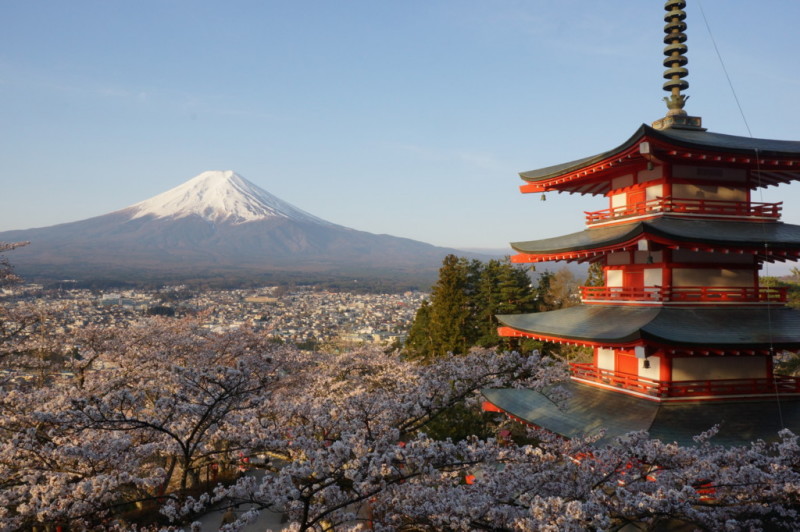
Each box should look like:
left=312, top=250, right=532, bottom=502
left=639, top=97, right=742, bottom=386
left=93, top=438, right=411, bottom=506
left=0, top=313, right=798, bottom=530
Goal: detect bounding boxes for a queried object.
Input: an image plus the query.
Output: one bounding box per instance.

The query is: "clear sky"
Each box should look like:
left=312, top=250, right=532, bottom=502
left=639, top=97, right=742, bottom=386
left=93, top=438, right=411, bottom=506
left=2, top=1, right=799, bottom=254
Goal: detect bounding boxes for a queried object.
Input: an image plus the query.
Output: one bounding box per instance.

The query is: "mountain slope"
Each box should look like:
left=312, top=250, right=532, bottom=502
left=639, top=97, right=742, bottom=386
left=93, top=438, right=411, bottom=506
left=0, top=171, right=471, bottom=285
left=124, top=170, right=329, bottom=225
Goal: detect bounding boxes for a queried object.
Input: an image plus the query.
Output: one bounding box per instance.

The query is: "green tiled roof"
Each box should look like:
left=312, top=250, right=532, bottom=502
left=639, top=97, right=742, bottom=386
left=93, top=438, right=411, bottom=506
left=520, top=124, right=800, bottom=183
left=498, top=306, right=659, bottom=344
left=511, top=218, right=800, bottom=256
left=482, top=382, right=800, bottom=446
left=482, top=385, right=658, bottom=445
left=497, top=306, right=800, bottom=348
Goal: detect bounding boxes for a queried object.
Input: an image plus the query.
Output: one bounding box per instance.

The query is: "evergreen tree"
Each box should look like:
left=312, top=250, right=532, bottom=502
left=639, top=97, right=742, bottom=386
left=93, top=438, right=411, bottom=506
left=533, top=270, right=554, bottom=311
left=496, top=261, right=537, bottom=314
left=475, top=259, right=504, bottom=348
left=425, top=255, right=480, bottom=359
left=407, top=256, right=538, bottom=360
left=585, top=261, right=604, bottom=287
left=405, top=300, right=432, bottom=357
left=538, top=267, right=581, bottom=310
left=476, top=259, right=537, bottom=349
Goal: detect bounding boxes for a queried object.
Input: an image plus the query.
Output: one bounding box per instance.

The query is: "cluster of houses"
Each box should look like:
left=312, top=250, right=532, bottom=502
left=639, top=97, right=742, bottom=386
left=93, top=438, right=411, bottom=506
left=2, top=285, right=427, bottom=349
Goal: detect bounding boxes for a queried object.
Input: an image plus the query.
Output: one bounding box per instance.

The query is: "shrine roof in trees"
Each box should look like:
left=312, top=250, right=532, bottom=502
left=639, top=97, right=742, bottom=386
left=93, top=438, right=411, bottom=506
left=497, top=306, right=800, bottom=349
left=510, top=218, right=800, bottom=262
left=482, top=382, right=800, bottom=446
left=519, top=124, right=800, bottom=195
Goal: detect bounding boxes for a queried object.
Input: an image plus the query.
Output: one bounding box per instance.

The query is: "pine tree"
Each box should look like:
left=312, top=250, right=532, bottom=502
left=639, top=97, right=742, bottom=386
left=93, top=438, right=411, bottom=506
left=426, top=255, right=480, bottom=358
left=405, top=300, right=432, bottom=357
left=476, top=259, right=537, bottom=348
left=407, top=256, right=538, bottom=360
left=537, top=267, right=581, bottom=310
left=475, top=259, right=504, bottom=348
left=533, top=270, right=553, bottom=311
left=585, top=261, right=604, bottom=287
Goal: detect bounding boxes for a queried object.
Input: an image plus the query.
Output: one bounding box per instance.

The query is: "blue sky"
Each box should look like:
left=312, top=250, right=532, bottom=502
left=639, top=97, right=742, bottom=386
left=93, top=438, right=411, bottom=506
left=2, top=1, right=799, bottom=254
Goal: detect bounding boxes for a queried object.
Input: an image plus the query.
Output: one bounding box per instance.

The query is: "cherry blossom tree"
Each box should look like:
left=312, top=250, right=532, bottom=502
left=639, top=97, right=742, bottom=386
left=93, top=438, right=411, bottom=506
left=0, top=317, right=289, bottom=529
left=201, top=346, right=566, bottom=531
left=0, top=241, right=45, bottom=364
left=198, top=346, right=800, bottom=532
left=1, top=312, right=799, bottom=531
left=368, top=427, right=800, bottom=531
left=0, top=241, right=26, bottom=288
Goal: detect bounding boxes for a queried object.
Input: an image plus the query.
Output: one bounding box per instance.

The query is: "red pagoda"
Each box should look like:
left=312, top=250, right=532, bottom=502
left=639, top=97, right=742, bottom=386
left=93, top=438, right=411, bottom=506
left=483, top=0, right=800, bottom=446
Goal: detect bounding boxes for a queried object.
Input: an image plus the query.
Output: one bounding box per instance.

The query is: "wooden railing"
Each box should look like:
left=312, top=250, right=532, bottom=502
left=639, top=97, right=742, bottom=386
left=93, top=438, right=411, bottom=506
left=580, top=286, right=788, bottom=304
left=570, top=363, right=662, bottom=395
left=570, top=363, right=800, bottom=399
left=581, top=286, right=666, bottom=302
left=670, top=286, right=787, bottom=302
left=585, top=197, right=782, bottom=225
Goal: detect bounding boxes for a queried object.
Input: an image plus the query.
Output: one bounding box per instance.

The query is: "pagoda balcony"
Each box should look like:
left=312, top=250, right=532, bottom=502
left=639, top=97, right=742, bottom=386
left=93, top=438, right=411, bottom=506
left=585, top=197, right=782, bottom=226
left=580, top=285, right=788, bottom=304
left=570, top=363, right=800, bottom=401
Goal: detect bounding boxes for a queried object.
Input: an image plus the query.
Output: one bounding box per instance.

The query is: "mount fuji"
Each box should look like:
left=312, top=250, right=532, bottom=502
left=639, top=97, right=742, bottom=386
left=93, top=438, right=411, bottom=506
left=126, top=170, right=332, bottom=226
left=0, top=171, right=472, bottom=286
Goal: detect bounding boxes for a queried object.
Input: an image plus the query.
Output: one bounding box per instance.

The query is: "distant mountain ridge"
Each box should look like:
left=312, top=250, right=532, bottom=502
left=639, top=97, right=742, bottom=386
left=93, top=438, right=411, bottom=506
left=0, top=171, right=476, bottom=287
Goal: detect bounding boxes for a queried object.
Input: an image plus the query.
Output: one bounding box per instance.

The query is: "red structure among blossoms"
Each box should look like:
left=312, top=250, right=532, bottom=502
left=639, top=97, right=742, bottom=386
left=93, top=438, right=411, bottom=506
left=483, top=0, right=800, bottom=446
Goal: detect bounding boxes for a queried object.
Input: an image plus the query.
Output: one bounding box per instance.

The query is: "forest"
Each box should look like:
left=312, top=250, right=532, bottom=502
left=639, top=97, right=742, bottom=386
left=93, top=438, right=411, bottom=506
left=1, top=244, right=799, bottom=531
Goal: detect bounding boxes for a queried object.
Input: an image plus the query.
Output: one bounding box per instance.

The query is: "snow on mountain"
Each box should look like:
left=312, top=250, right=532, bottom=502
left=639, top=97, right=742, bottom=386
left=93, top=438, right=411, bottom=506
left=0, top=169, right=482, bottom=284
left=125, top=170, right=329, bottom=225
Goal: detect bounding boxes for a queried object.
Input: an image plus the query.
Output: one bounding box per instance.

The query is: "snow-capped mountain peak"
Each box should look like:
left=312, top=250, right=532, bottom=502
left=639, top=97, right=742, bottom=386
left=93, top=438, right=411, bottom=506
left=126, top=170, right=327, bottom=225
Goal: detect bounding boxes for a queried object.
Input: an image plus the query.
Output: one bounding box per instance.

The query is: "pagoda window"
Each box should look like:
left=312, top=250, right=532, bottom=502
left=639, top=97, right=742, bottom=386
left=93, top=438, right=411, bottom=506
left=672, top=356, right=768, bottom=381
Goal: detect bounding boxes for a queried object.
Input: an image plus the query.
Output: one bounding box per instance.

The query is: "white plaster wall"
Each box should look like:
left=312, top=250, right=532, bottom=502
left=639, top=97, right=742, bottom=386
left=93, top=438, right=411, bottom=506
left=639, top=356, right=661, bottom=380
left=597, top=348, right=615, bottom=371
left=645, top=184, right=664, bottom=200
left=644, top=268, right=663, bottom=286
left=607, top=270, right=623, bottom=287
left=611, top=192, right=626, bottom=209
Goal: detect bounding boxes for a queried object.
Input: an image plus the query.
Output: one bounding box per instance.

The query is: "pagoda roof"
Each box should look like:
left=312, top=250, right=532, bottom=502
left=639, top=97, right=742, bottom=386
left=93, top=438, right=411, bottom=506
left=497, top=305, right=800, bottom=349
left=482, top=382, right=800, bottom=446
left=510, top=218, right=800, bottom=262
left=520, top=124, right=800, bottom=194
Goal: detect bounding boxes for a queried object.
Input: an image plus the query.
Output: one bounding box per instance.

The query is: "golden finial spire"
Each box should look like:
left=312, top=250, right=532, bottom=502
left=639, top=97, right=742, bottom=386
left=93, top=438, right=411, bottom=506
left=663, top=0, right=689, bottom=114
left=652, top=0, right=704, bottom=130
